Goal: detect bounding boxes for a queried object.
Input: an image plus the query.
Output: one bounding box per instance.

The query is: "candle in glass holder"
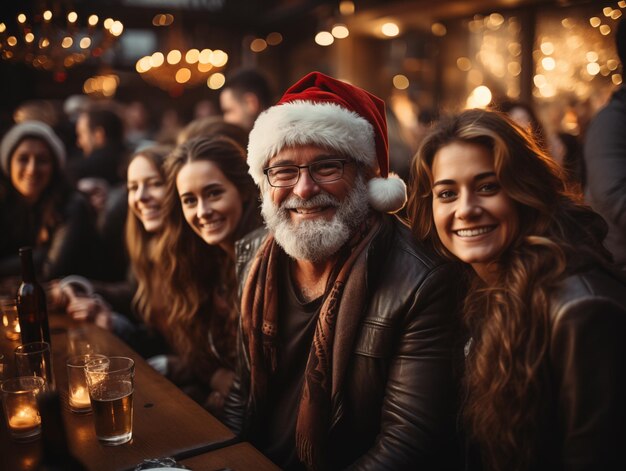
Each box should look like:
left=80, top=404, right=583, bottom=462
left=1, top=301, right=21, bottom=341
left=66, top=354, right=105, bottom=413
left=1, top=376, right=45, bottom=441
left=9, top=404, right=41, bottom=433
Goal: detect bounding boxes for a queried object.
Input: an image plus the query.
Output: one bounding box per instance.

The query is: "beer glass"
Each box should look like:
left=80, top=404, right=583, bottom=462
left=84, top=356, right=135, bottom=445
left=15, top=341, right=55, bottom=391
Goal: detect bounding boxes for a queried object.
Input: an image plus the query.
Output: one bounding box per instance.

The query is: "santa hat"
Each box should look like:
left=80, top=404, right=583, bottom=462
left=0, top=121, right=66, bottom=176
left=247, top=71, right=407, bottom=213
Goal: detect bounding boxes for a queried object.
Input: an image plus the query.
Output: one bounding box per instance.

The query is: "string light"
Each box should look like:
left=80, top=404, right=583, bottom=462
left=315, top=31, right=334, bottom=46
left=0, top=7, right=124, bottom=71
left=332, top=24, right=350, bottom=39
left=381, top=22, right=399, bottom=37
left=137, top=47, right=228, bottom=92
left=392, top=74, right=409, bottom=89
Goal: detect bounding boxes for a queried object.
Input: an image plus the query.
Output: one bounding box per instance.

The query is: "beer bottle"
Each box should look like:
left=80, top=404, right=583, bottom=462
left=16, top=246, right=50, bottom=344
left=38, top=392, right=88, bottom=471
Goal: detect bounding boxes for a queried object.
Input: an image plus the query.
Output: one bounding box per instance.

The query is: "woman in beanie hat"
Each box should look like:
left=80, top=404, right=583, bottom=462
left=0, top=120, right=101, bottom=280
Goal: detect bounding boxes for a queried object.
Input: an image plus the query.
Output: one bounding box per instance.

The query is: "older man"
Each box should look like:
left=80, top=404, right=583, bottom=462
left=226, top=72, right=462, bottom=470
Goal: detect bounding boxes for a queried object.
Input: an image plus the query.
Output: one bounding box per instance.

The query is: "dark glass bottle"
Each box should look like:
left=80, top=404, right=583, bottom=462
left=37, top=392, right=88, bottom=471
left=16, top=246, right=50, bottom=344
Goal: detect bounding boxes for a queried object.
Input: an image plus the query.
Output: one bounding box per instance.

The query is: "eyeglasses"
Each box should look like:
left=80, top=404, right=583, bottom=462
left=263, top=159, right=353, bottom=188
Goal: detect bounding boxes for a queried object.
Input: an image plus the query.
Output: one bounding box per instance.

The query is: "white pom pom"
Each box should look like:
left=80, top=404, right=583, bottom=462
left=367, top=174, right=407, bottom=213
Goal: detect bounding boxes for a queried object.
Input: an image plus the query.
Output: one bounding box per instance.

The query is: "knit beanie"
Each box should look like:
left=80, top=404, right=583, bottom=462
left=247, top=71, right=407, bottom=213
left=0, top=121, right=66, bottom=175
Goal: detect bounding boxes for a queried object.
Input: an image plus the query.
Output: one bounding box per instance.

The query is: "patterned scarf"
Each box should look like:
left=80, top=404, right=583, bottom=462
left=241, top=217, right=380, bottom=470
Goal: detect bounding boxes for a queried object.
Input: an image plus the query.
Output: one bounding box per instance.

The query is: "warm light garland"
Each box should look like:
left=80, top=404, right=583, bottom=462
left=136, top=47, right=229, bottom=93
left=0, top=6, right=123, bottom=73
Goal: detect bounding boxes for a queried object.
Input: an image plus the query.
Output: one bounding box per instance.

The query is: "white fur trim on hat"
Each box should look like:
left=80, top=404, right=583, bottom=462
left=0, top=120, right=66, bottom=176
left=367, top=173, right=407, bottom=213
left=247, top=100, right=377, bottom=185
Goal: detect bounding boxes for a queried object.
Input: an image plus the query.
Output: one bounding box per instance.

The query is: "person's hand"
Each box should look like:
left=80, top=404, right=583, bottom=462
left=65, top=291, right=113, bottom=330
left=46, top=280, right=68, bottom=309
left=205, top=368, right=235, bottom=415
left=51, top=276, right=94, bottom=313
left=210, top=368, right=236, bottom=398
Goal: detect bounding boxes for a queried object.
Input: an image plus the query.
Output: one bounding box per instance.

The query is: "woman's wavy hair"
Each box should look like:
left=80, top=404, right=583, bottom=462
left=157, top=135, right=260, bottom=367
left=125, top=145, right=172, bottom=323
left=407, top=109, right=610, bottom=470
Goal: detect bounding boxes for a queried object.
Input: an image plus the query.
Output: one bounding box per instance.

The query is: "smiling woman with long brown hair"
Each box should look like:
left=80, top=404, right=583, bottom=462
left=408, top=109, right=626, bottom=470
left=155, top=135, right=261, bottom=415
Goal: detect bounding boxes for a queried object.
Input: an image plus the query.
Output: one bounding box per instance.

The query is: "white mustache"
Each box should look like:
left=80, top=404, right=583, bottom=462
left=281, top=193, right=339, bottom=210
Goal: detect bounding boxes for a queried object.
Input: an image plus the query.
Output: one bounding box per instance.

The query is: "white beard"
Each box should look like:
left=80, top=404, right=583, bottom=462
left=261, top=175, right=370, bottom=262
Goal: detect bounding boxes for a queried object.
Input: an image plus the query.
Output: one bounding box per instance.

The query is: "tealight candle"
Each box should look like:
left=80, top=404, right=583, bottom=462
left=69, top=385, right=91, bottom=409
left=8, top=405, right=41, bottom=432
left=1, top=301, right=21, bottom=341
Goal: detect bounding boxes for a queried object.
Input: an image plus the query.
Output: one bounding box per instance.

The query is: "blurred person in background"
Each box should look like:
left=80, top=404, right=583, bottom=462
left=497, top=100, right=584, bottom=188
left=551, top=131, right=585, bottom=188
left=176, top=116, right=248, bottom=148
left=155, top=107, right=186, bottom=146
left=14, top=99, right=79, bottom=163
left=220, top=68, right=273, bottom=132
left=51, top=146, right=172, bottom=352
left=584, top=18, right=626, bottom=269
left=409, top=109, right=626, bottom=470
left=123, top=101, right=155, bottom=152
left=193, top=99, right=219, bottom=120
left=153, top=135, right=262, bottom=416
left=69, top=107, right=129, bottom=281
left=69, top=107, right=127, bottom=186
left=0, top=121, right=101, bottom=281
left=496, top=100, right=548, bottom=151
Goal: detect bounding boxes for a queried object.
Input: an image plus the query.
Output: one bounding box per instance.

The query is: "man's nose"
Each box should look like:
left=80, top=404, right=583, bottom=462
left=292, top=167, right=320, bottom=200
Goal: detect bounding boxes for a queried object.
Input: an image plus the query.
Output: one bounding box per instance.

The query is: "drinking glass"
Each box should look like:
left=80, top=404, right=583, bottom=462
left=66, top=326, right=96, bottom=356
left=66, top=353, right=107, bottom=413
left=14, top=341, right=55, bottom=391
left=0, top=354, right=7, bottom=382
left=84, top=356, right=135, bottom=445
left=1, top=376, right=45, bottom=441
left=1, top=297, right=20, bottom=341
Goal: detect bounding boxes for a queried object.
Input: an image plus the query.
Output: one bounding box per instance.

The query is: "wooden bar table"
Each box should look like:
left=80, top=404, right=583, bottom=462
left=1, top=316, right=237, bottom=471
left=179, top=442, right=280, bottom=470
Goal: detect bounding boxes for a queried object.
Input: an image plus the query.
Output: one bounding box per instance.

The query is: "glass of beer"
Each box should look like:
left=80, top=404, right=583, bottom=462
left=84, top=356, right=135, bottom=446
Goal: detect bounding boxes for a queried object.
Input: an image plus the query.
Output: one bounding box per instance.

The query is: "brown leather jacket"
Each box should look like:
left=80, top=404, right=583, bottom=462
left=542, top=264, right=626, bottom=470
left=465, top=264, right=626, bottom=471
left=225, top=215, right=464, bottom=470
